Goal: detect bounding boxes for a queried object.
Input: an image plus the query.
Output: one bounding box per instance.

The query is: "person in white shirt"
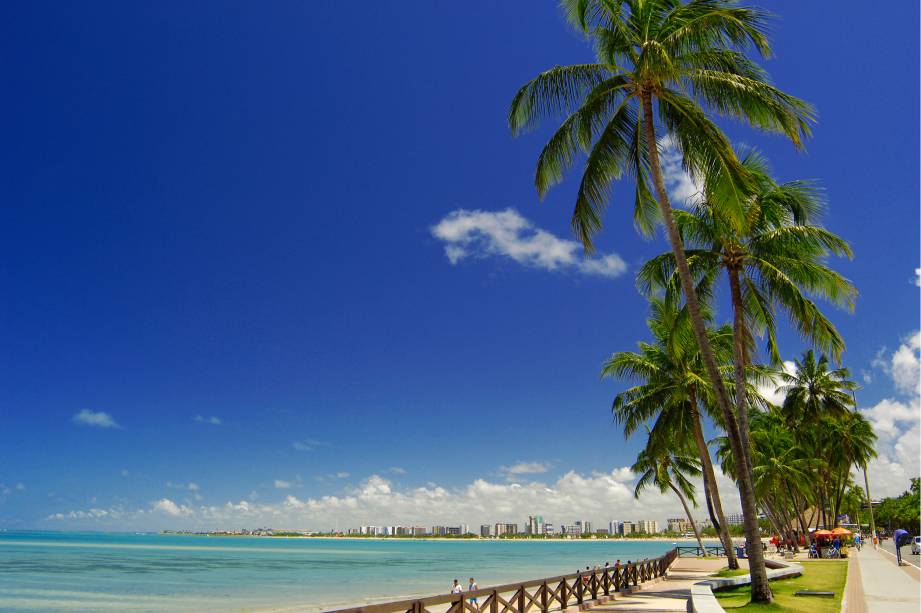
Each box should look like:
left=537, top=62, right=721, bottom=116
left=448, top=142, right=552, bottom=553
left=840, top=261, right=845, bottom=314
left=451, top=579, right=463, bottom=594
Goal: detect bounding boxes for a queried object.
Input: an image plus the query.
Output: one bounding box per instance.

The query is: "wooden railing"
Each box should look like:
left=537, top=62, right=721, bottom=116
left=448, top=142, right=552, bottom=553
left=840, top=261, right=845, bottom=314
left=676, top=545, right=726, bottom=557
left=325, top=548, right=678, bottom=613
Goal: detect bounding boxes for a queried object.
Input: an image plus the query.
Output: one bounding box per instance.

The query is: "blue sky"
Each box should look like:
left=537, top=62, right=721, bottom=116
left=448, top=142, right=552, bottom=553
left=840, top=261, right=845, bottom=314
left=1, top=1, right=918, bottom=530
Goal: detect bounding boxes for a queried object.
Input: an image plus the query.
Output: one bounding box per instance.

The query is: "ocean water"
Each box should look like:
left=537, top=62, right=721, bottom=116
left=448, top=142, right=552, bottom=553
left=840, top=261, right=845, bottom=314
left=0, top=531, right=693, bottom=612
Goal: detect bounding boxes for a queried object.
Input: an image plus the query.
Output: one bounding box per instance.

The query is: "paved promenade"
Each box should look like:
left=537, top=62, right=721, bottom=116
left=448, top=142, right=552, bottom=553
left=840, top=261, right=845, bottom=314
left=589, top=558, right=729, bottom=612
left=847, top=545, right=920, bottom=613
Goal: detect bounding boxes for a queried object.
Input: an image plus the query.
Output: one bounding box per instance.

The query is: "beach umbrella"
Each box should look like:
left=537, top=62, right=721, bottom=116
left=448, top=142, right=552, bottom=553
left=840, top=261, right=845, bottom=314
left=831, top=527, right=851, bottom=536
left=813, top=529, right=833, bottom=539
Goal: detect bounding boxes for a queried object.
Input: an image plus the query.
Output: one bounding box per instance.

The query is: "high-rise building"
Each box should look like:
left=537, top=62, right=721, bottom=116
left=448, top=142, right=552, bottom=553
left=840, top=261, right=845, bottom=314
left=667, top=518, right=691, bottom=533
left=543, top=523, right=555, bottom=535
left=480, top=524, right=492, bottom=537
left=725, top=513, right=744, bottom=526
left=527, top=515, right=544, bottom=535
left=561, top=524, right=581, bottom=536
left=494, top=523, right=517, bottom=536
left=609, top=520, right=619, bottom=535
left=573, top=520, right=592, bottom=535
left=620, top=522, right=633, bottom=535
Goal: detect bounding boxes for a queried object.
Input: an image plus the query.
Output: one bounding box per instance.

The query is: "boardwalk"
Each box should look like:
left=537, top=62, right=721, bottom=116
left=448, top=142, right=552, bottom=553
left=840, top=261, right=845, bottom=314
left=589, top=558, right=729, bottom=613
left=845, top=546, right=920, bottom=613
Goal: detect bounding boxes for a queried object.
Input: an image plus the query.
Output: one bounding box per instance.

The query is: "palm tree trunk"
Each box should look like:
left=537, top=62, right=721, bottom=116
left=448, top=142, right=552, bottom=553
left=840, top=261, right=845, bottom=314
left=832, top=474, right=845, bottom=526
left=784, top=480, right=809, bottom=547
left=703, top=474, right=719, bottom=528
left=641, top=92, right=771, bottom=603
left=773, top=498, right=799, bottom=553
left=669, top=482, right=707, bottom=553
left=761, top=502, right=784, bottom=538
left=689, top=397, right=738, bottom=568
left=764, top=500, right=795, bottom=551
left=726, top=267, right=755, bottom=476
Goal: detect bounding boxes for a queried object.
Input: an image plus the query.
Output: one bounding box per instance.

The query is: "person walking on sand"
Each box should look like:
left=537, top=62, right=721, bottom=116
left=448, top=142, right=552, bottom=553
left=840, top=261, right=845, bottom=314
left=451, top=579, right=463, bottom=595
left=468, top=578, right=478, bottom=610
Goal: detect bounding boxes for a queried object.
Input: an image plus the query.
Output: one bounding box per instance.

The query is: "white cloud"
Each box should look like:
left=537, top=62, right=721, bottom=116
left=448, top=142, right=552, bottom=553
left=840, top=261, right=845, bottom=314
left=274, top=480, right=291, bottom=489
left=15, top=483, right=25, bottom=491
left=658, top=136, right=704, bottom=208
left=859, top=331, right=921, bottom=497
left=48, top=507, right=123, bottom=521
left=499, top=461, right=552, bottom=481
left=889, top=332, right=920, bottom=396
left=43, top=466, right=741, bottom=532
left=72, top=409, right=119, bottom=429
left=194, top=415, right=222, bottom=426
left=914, top=267, right=920, bottom=287
left=152, top=498, right=192, bottom=517
left=431, top=209, right=627, bottom=278
left=755, top=361, right=797, bottom=406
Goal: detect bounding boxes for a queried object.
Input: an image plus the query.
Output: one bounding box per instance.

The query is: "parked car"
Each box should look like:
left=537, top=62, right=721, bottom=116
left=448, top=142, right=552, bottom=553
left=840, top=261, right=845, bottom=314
left=911, top=536, right=920, bottom=555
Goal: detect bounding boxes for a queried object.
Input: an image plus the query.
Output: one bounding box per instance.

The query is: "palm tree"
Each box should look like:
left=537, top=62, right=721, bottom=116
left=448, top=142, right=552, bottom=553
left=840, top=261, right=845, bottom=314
left=779, top=350, right=857, bottom=426
left=778, top=351, right=857, bottom=526
left=746, top=410, right=815, bottom=549
left=825, top=410, right=876, bottom=525
left=637, top=149, right=856, bottom=491
left=604, top=296, right=739, bottom=566
left=632, top=430, right=707, bottom=552
left=509, top=2, right=813, bottom=601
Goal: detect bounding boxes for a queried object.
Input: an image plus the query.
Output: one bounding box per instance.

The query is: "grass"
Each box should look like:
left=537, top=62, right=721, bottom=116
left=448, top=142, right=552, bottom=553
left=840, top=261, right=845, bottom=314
left=713, top=560, right=848, bottom=613
left=714, top=566, right=752, bottom=577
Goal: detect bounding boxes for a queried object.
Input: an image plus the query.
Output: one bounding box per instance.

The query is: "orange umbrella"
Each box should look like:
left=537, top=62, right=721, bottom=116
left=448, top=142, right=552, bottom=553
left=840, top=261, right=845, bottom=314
left=831, top=527, right=852, bottom=536
left=813, top=529, right=834, bottom=538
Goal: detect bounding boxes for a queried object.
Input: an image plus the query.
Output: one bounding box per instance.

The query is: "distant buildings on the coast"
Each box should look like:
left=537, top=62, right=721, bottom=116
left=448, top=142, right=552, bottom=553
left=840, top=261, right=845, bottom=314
left=163, top=514, right=709, bottom=539
left=342, top=515, right=668, bottom=538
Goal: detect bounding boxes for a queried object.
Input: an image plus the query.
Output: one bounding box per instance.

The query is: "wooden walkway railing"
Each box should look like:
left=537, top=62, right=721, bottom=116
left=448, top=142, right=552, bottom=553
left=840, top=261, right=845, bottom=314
left=325, top=548, right=678, bottom=613
left=676, top=546, right=726, bottom=557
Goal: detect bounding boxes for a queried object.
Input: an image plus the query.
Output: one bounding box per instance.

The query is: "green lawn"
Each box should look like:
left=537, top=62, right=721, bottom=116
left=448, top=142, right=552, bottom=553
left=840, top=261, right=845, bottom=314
left=713, top=561, right=848, bottom=613
left=713, top=567, right=751, bottom=578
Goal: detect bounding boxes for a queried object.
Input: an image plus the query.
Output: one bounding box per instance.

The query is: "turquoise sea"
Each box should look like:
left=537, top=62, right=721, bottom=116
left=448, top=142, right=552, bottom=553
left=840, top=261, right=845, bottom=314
left=0, top=531, right=695, bottom=612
